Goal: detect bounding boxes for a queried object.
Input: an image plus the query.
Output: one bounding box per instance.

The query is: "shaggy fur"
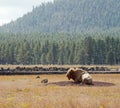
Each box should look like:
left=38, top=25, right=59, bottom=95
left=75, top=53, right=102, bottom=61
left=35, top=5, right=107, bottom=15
left=82, top=73, right=93, bottom=85
left=66, top=68, right=86, bottom=83
left=66, top=68, right=93, bottom=85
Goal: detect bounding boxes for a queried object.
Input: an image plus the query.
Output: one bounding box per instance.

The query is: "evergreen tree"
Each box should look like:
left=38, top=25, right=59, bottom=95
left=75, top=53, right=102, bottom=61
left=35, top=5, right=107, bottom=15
left=106, top=50, right=115, bottom=65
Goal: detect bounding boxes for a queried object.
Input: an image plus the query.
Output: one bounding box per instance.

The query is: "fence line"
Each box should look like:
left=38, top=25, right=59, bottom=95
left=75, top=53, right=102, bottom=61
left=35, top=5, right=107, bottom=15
left=0, top=71, right=120, bottom=75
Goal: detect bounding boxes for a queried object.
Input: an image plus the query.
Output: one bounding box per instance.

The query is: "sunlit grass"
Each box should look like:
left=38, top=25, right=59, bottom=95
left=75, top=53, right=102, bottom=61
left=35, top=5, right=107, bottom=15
left=0, top=74, right=120, bottom=108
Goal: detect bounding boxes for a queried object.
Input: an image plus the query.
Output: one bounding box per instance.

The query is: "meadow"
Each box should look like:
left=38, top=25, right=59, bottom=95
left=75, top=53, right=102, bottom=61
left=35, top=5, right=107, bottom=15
left=0, top=74, right=120, bottom=108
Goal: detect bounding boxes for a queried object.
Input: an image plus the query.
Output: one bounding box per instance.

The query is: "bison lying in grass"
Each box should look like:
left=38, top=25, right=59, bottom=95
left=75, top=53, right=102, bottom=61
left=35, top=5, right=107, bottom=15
left=66, top=68, right=93, bottom=85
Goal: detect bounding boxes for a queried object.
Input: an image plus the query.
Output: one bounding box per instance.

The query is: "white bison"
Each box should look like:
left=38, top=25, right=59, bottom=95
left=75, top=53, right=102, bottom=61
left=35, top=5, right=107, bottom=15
left=81, top=72, right=93, bottom=85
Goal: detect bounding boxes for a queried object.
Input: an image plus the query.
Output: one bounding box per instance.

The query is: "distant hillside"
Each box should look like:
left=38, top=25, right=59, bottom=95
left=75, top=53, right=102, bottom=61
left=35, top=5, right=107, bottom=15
left=0, top=0, right=120, bottom=33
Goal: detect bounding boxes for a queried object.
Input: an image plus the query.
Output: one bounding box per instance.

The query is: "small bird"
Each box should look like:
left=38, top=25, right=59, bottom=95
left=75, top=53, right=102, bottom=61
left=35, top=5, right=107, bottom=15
left=41, top=79, right=48, bottom=83
left=36, top=76, right=40, bottom=79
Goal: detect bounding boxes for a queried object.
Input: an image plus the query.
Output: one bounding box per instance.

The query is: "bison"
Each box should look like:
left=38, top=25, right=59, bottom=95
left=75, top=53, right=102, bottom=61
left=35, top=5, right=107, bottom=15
left=66, top=68, right=93, bottom=85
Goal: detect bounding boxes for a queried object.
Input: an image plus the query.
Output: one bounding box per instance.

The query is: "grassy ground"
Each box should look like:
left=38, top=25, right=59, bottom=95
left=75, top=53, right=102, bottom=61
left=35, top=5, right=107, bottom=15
left=0, top=74, right=120, bottom=108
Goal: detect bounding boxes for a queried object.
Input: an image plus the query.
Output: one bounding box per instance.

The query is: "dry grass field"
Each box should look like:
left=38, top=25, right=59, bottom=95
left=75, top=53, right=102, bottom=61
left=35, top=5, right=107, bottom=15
left=0, top=74, right=120, bottom=108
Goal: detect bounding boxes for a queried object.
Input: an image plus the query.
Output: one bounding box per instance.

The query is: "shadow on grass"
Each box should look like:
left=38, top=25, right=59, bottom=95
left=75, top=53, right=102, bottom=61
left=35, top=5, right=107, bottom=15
left=48, top=81, right=115, bottom=87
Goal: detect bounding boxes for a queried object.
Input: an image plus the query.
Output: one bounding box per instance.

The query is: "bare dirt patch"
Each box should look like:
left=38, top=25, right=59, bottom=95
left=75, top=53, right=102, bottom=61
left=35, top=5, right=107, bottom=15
left=45, top=80, right=115, bottom=87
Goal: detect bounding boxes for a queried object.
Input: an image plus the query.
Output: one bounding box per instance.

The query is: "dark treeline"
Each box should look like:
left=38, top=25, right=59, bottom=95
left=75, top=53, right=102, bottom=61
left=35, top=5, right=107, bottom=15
left=0, top=0, right=120, bottom=33
left=0, top=33, right=120, bottom=65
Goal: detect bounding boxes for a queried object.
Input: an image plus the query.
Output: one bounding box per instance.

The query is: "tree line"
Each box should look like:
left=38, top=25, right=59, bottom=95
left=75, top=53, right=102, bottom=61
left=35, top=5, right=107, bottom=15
left=0, top=33, right=120, bottom=65
left=0, top=0, right=120, bottom=33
